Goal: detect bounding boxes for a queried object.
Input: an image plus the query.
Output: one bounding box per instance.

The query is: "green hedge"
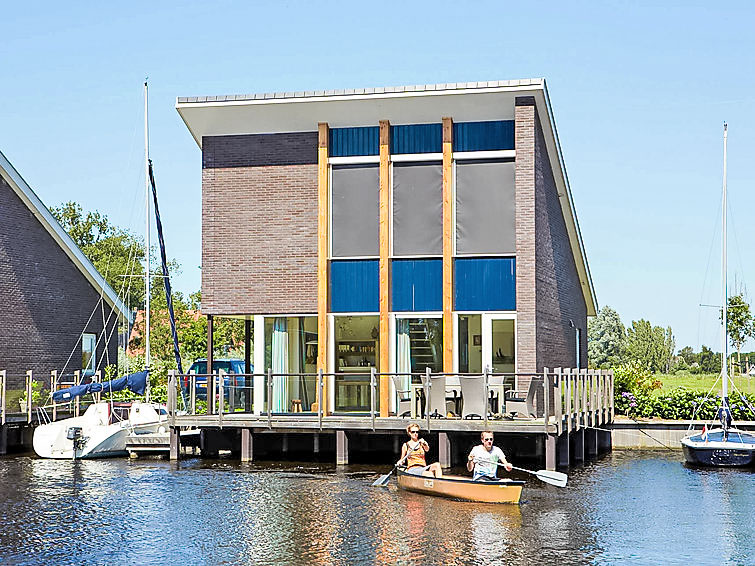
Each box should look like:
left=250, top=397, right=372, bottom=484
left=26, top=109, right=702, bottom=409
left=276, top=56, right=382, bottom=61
left=617, top=388, right=755, bottom=420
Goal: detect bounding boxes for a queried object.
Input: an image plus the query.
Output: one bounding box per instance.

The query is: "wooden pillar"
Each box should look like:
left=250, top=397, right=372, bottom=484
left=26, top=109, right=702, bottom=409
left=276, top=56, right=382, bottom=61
left=240, top=428, right=253, bottom=462
left=586, top=427, right=598, bottom=458
left=244, top=319, right=252, bottom=412
left=317, top=122, right=330, bottom=415
left=442, top=117, right=454, bottom=372
left=598, top=427, right=612, bottom=454
left=207, top=314, right=214, bottom=413
left=438, top=432, right=452, bottom=468
left=544, top=434, right=557, bottom=471
left=336, top=430, right=348, bottom=465
left=169, top=427, right=180, bottom=461
left=378, top=120, right=391, bottom=417
left=0, top=425, right=6, bottom=455
left=313, top=433, right=320, bottom=454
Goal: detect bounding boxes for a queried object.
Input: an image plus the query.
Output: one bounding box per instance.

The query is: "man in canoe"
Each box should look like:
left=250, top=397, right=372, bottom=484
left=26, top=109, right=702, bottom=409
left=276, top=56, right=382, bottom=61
left=467, top=430, right=512, bottom=481
left=398, top=424, right=443, bottom=478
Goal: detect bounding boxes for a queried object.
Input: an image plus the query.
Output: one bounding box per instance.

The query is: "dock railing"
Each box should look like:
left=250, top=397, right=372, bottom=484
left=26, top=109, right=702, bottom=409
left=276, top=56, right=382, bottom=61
left=167, top=367, right=614, bottom=433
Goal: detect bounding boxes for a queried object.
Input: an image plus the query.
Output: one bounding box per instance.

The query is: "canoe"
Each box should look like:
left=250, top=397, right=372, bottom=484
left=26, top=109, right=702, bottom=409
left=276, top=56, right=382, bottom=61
left=396, top=468, right=524, bottom=504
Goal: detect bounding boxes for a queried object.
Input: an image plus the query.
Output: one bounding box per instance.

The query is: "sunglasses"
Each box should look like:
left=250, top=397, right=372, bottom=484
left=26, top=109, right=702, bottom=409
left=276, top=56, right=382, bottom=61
left=483, top=438, right=494, bottom=442
left=410, top=430, right=419, bottom=434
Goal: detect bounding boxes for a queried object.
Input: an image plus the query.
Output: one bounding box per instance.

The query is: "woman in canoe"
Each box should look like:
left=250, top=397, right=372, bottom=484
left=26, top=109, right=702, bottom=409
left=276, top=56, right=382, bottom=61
left=398, top=424, right=443, bottom=478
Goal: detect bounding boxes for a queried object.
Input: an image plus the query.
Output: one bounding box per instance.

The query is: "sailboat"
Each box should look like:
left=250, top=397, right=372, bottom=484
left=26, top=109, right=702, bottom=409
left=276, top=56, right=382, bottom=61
left=33, top=81, right=183, bottom=459
left=680, top=124, right=755, bottom=467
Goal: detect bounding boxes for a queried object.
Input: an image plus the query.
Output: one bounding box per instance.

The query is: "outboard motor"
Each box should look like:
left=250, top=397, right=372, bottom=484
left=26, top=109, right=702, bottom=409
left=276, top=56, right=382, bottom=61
left=66, top=427, right=86, bottom=458
left=66, top=427, right=82, bottom=441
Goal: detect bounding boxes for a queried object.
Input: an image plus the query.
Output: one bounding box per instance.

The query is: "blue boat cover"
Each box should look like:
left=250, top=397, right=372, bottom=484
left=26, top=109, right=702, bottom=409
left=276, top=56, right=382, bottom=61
left=52, top=370, right=149, bottom=402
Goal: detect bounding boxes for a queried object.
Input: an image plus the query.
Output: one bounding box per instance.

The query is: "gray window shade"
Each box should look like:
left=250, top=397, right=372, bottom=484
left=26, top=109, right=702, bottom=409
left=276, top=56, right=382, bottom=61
left=393, top=163, right=442, bottom=256
left=332, top=165, right=379, bottom=257
left=456, top=161, right=515, bottom=254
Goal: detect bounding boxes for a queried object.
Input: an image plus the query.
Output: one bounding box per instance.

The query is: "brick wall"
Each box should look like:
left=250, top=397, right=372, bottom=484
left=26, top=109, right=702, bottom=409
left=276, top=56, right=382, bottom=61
left=201, top=133, right=319, bottom=315
left=515, top=97, right=537, bottom=374
left=0, top=176, right=118, bottom=389
left=534, top=113, right=588, bottom=370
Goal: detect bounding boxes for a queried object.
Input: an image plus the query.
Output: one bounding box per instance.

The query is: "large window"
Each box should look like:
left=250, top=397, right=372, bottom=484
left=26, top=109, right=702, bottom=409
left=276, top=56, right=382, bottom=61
left=82, top=333, right=96, bottom=375
left=333, top=315, right=379, bottom=412
left=392, top=162, right=442, bottom=256
left=331, top=165, right=379, bottom=257
left=455, top=160, right=515, bottom=255
left=264, top=316, right=318, bottom=412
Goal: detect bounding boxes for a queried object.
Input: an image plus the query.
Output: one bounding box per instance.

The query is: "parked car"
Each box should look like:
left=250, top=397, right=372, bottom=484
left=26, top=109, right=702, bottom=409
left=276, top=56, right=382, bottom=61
left=182, top=359, right=253, bottom=404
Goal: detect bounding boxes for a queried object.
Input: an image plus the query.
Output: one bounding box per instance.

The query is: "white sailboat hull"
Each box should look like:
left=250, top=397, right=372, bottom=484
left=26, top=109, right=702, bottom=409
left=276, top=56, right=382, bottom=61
left=33, top=402, right=167, bottom=459
left=681, top=428, right=755, bottom=467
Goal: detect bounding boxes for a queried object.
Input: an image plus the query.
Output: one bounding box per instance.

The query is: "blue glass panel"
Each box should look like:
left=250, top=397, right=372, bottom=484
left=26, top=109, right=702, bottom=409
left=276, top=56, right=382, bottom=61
left=454, top=258, right=516, bottom=311
left=329, top=127, right=379, bottom=157
left=391, top=124, right=442, bottom=154
left=453, top=121, right=515, bottom=152
left=392, top=259, right=442, bottom=312
left=330, top=260, right=379, bottom=312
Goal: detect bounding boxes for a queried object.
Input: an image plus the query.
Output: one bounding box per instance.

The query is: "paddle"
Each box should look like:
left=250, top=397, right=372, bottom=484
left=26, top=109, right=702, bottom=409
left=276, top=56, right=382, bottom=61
left=372, top=450, right=414, bottom=487
left=474, top=459, right=568, bottom=488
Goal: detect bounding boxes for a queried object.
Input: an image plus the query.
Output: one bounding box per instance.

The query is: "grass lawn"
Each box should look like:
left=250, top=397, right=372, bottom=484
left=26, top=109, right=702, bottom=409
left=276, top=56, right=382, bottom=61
left=656, top=372, right=755, bottom=396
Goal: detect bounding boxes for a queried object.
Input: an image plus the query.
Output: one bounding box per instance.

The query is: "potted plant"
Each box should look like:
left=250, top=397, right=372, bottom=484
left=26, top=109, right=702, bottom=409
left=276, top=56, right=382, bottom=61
left=19, top=381, right=45, bottom=413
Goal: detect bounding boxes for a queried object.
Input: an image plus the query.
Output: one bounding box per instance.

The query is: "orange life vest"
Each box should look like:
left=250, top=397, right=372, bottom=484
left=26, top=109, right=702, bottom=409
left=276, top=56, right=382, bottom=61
left=404, top=441, right=426, bottom=468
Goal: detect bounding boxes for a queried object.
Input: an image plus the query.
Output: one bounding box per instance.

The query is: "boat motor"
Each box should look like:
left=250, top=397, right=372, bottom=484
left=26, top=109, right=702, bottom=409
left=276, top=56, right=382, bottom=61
left=66, top=427, right=86, bottom=457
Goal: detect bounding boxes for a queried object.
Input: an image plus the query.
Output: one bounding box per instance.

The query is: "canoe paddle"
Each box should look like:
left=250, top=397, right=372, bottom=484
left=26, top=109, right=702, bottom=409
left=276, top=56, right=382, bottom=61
left=372, top=449, right=415, bottom=487
left=475, top=459, right=568, bottom=488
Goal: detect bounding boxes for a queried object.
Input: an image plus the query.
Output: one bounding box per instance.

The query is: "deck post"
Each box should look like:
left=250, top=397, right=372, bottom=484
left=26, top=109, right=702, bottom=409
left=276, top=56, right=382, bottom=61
left=73, top=371, right=81, bottom=417
left=313, top=433, right=320, bottom=454
left=557, top=432, right=570, bottom=468
left=25, top=370, right=33, bottom=424
left=50, top=370, right=58, bottom=421
left=598, top=426, right=612, bottom=454
left=0, top=370, right=6, bottom=426
left=438, top=432, right=452, bottom=468
left=240, top=428, right=253, bottom=462
left=0, top=425, right=6, bottom=456
left=169, top=426, right=180, bottom=461
left=542, top=367, right=550, bottom=433
left=336, top=430, right=348, bottom=465
left=586, top=427, right=598, bottom=458
left=544, top=433, right=557, bottom=471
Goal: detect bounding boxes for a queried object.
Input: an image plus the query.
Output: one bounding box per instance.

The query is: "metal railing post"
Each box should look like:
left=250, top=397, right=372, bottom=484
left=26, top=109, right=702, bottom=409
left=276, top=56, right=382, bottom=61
left=167, top=370, right=176, bottom=423
left=483, top=366, right=489, bottom=429
left=370, top=367, right=376, bottom=431
left=267, top=368, right=273, bottom=429
left=25, top=370, right=33, bottom=424
left=190, top=371, right=196, bottom=414
left=0, top=370, right=6, bottom=425
left=50, top=370, right=58, bottom=422
left=218, top=369, right=224, bottom=428
left=317, top=369, right=323, bottom=431
left=425, top=367, right=432, bottom=431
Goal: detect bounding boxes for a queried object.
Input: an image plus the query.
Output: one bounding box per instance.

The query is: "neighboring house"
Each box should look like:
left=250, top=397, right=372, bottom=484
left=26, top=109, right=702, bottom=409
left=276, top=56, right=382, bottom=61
left=0, top=150, right=130, bottom=389
left=176, top=78, right=597, bottom=415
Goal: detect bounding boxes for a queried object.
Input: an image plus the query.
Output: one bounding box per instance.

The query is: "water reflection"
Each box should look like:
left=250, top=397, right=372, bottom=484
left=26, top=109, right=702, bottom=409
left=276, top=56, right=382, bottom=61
left=0, top=452, right=753, bottom=565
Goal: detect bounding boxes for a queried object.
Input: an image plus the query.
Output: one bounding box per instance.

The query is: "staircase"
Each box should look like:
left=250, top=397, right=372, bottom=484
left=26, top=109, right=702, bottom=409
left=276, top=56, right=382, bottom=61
left=408, top=320, right=440, bottom=372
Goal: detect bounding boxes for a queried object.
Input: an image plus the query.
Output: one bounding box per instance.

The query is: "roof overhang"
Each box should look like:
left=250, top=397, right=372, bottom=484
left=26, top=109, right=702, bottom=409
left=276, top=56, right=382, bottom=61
left=0, top=150, right=132, bottom=323
left=176, top=79, right=597, bottom=316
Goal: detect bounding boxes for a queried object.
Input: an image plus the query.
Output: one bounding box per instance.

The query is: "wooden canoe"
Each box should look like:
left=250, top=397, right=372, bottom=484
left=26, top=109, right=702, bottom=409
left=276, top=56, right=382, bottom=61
left=396, top=468, right=524, bottom=504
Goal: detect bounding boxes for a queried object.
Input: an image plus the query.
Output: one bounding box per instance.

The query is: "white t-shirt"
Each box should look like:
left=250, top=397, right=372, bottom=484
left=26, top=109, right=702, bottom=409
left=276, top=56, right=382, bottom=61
left=470, top=445, right=506, bottom=479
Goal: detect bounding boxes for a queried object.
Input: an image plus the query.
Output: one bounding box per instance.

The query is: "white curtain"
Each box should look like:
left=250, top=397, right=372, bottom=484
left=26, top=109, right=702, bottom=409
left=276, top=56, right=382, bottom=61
left=396, top=318, right=411, bottom=395
left=272, top=317, right=289, bottom=412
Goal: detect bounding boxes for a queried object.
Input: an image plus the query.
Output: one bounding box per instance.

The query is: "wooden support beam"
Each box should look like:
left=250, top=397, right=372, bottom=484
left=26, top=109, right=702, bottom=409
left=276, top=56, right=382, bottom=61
left=241, top=428, right=253, bottom=462
left=169, top=427, right=180, bottom=461
left=317, top=122, right=330, bottom=416
left=442, top=117, right=454, bottom=373
left=379, top=120, right=391, bottom=417
left=438, top=431, right=452, bottom=468
left=336, top=430, right=349, bottom=465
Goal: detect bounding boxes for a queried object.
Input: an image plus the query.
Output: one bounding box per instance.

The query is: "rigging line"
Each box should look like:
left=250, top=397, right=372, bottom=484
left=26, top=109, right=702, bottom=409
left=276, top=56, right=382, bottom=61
left=687, top=375, right=723, bottom=431
left=697, top=190, right=724, bottom=351
left=590, top=421, right=677, bottom=451
left=727, top=378, right=755, bottom=420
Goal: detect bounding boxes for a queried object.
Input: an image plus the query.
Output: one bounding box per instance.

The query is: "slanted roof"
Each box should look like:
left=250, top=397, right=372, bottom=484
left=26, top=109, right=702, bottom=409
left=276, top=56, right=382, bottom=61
left=176, top=78, right=597, bottom=315
left=0, top=150, right=132, bottom=322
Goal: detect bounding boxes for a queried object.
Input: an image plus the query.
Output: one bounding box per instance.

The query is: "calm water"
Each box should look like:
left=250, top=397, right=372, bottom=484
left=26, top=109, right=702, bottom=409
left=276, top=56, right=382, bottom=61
left=0, top=451, right=752, bottom=566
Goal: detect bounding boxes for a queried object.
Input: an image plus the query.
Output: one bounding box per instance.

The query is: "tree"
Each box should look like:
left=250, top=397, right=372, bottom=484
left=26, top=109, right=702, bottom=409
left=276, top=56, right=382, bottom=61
left=625, top=319, right=675, bottom=373
left=587, top=306, right=626, bottom=368
left=698, top=345, right=721, bottom=374
left=51, top=201, right=145, bottom=310
left=723, top=293, right=755, bottom=374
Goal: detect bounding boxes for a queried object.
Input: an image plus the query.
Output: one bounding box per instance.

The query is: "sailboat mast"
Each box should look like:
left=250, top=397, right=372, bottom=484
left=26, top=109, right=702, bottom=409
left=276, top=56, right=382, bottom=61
left=144, top=80, right=151, bottom=376
left=721, top=122, right=728, bottom=399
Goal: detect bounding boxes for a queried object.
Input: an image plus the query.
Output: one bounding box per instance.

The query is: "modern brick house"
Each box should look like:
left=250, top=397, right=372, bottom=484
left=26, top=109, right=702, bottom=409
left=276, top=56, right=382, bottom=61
left=0, top=150, right=129, bottom=389
left=177, top=79, right=596, bottom=416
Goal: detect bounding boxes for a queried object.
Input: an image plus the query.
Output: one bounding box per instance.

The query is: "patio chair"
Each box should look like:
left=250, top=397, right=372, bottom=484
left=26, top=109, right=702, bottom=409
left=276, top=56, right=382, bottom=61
left=459, top=375, right=487, bottom=419
left=422, top=372, right=447, bottom=418
left=391, top=374, right=412, bottom=418
left=504, top=377, right=541, bottom=418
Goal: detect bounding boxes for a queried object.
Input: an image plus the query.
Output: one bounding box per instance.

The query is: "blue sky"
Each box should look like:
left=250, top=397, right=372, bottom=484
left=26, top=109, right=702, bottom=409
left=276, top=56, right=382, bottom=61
left=3, top=1, right=755, bottom=351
